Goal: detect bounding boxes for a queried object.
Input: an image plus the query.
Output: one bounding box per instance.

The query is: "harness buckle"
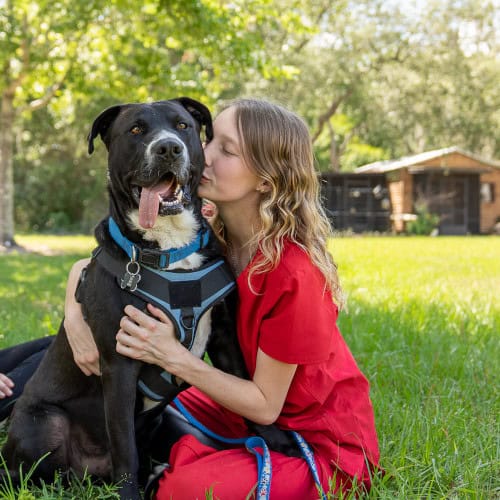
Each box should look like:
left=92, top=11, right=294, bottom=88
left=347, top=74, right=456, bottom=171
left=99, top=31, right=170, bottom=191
left=138, top=248, right=169, bottom=269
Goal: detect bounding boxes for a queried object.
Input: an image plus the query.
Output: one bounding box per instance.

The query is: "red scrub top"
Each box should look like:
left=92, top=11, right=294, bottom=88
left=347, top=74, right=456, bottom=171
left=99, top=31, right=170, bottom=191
left=236, top=241, right=380, bottom=481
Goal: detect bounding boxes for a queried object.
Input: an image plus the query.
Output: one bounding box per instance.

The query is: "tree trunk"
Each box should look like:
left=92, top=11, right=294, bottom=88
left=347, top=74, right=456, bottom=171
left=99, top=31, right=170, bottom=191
left=0, top=89, right=18, bottom=248
left=327, top=122, right=340, bottom=172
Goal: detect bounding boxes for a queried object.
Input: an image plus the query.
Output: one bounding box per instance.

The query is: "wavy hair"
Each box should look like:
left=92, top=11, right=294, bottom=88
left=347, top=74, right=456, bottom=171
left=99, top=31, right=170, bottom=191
left=214, top=98, right=343, bottom=307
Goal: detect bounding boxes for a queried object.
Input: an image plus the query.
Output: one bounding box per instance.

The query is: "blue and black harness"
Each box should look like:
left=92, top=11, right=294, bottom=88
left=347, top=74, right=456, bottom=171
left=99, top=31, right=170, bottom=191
left=93, top=217, right=236, bottom=394
left=94, top=217, right=326, bottom=499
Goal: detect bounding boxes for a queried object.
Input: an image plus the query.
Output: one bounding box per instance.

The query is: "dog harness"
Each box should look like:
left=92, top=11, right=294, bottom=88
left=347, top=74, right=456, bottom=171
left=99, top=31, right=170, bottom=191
left=88, top=217, right=236, bottom=399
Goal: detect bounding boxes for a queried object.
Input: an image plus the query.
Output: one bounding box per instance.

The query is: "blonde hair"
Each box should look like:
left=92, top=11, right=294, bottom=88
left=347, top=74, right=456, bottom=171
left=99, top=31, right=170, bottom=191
left=214, top=98, right=343, bottom=307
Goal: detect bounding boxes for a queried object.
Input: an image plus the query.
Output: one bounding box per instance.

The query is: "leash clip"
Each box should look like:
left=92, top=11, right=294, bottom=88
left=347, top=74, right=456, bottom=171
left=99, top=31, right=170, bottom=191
left=120, top=247, right=142, bottom=292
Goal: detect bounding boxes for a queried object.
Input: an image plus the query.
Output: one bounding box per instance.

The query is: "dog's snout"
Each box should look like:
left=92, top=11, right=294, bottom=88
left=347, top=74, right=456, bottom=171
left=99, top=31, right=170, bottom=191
left=152, top=139, right=184, bottom=160
left=145, top=131, right=190, bottom=183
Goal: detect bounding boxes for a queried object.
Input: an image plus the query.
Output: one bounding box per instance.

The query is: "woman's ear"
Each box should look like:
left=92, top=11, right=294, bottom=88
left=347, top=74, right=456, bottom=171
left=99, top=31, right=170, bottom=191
left=257, top=181, right=271, bottom=193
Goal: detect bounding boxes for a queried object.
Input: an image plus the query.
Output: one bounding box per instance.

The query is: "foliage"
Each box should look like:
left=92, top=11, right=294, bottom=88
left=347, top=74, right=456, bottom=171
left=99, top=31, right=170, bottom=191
left=1, top=0, right=498, bottom=234
left=14, top=106, right=108, bottom=233
left=1, top=235, right=499, bottom=498
left=1, top=0, right=312, bottom=239
left=406, top=201, right=440, bottom=235
left=245, top=0, right=500, bottom=168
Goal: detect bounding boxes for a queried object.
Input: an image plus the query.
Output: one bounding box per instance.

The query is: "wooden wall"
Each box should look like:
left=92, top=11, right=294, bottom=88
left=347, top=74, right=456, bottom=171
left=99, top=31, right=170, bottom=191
left=480, top=169, right=500, bottom=233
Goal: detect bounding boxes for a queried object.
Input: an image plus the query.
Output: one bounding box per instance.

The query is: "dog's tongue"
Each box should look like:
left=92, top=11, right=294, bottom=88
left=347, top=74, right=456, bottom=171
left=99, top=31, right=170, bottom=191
left=138, top=180, right=174, bottom=228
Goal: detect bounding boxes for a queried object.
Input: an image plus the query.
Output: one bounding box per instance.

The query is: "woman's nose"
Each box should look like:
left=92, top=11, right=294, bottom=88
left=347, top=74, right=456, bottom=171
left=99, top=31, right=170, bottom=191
left=202, top=141, right=212, bottom=165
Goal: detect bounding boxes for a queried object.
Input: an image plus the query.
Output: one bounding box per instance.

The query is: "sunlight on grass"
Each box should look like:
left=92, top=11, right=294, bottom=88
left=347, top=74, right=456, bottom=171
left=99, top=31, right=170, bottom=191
left=0, top=235, right=95, bottom=348
left=328, top=236, right=499, bottom=309
left=15, top=234, right=96, bottom=255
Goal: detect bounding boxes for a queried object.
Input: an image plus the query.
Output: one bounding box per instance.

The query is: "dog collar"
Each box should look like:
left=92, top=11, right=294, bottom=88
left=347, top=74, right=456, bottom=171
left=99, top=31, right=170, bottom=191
left=108, top=217, right=210, bottom=269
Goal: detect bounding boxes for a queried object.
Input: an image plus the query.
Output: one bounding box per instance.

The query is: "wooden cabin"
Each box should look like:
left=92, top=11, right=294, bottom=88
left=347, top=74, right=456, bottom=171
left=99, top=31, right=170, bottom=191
left=355, top=147, right=500, bottom=234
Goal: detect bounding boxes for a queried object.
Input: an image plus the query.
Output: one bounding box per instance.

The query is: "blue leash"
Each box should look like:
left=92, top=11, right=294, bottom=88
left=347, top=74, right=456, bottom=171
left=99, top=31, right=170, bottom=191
left=290, top=431, right=328, bottom=500
left=173, top=397, right=326, bottom=499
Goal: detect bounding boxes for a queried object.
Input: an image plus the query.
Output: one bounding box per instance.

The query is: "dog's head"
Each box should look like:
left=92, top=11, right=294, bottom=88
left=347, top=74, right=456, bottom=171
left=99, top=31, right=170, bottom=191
left=88, top=98, right=213, bottom=230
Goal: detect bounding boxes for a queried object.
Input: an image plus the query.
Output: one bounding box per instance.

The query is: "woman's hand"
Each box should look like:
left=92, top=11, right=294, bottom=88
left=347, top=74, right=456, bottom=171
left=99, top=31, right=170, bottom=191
left=116, top=304, right=189, bottom=372
left=117, top=305, right=296, bottom=426
left=0, top=373, right=14, bottom=399
left=63, top=259, right=101, bottom=376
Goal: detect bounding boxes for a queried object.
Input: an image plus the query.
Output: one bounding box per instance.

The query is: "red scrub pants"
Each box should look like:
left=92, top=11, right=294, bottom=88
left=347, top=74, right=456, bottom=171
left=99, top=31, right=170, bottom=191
left=155, top=388, right=352, bottom=500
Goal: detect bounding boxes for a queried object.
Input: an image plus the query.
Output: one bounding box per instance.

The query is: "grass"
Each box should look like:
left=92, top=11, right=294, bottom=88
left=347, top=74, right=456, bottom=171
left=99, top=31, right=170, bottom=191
left=1, top=234, right=499, bottom=498
left=0, top=235, right=95, bottom=349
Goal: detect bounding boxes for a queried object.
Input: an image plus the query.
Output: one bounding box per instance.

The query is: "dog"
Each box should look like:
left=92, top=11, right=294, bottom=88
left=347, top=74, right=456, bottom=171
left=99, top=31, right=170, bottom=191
left=1, top=98, right=297, bottom=499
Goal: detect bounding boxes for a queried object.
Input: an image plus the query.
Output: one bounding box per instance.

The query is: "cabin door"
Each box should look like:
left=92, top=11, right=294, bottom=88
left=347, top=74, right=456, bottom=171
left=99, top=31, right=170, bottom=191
left=413, top=173, right=480, bottom=235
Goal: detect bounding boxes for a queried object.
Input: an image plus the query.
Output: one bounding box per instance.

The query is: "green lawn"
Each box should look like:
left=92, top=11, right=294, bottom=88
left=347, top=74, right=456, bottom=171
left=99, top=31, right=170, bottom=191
left=1, top=235, right=499, bottom=499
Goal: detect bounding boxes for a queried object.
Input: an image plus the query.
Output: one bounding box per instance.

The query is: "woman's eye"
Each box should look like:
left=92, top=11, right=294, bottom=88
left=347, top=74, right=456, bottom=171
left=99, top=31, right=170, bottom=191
left=222, top=147, right=236, bottom=156
left=130, top=126, right=143, bottom=135
left=177, top=122, right=188, bottom=130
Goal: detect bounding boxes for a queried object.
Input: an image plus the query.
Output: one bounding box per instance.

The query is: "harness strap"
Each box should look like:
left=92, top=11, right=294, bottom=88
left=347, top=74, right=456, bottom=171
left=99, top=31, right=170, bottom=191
left=92, top=246, right=236, bottom=398
left=173, top=397, right=327, bottom=500
left=108, top=217, right=210, bottom=269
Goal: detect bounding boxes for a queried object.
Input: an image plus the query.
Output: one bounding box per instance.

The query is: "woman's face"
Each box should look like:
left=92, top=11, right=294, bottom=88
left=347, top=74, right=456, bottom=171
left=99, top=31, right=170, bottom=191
left=198, top=107, right=262, bottom=206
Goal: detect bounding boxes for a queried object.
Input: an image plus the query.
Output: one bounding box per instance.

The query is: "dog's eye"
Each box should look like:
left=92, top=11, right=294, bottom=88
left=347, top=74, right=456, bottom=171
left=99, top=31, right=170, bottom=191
left=130, top=126, right=143, bottom=135
left=177, top=122, right=188, bottom=130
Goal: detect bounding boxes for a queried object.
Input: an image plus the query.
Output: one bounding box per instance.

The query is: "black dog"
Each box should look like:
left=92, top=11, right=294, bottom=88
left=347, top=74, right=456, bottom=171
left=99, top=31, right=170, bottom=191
left=1, top=98, right=296, bottom=499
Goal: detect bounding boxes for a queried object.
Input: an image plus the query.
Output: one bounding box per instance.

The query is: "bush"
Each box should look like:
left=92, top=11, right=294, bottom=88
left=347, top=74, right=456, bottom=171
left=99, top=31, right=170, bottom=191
left=406, top=201, right=440, bottom=235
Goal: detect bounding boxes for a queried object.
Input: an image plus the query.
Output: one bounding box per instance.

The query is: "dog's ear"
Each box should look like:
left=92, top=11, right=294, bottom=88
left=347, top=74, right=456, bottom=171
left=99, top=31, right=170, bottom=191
left=87, top=105, right=123, bottom=154
left=177, top=97, right=213, bottom=142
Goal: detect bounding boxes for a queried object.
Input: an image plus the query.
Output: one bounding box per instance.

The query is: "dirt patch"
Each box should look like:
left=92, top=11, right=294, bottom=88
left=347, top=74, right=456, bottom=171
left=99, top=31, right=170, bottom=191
left=0, top=243, right=60, bottom=256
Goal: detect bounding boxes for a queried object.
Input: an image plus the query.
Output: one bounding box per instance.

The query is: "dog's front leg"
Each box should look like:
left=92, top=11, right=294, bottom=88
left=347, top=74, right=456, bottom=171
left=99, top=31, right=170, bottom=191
left=101, top=356, right=142, bottom=500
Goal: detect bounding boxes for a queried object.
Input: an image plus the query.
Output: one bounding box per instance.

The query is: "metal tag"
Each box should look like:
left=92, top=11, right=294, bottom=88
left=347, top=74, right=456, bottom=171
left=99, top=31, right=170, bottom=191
left=120, top=260, right=142, bottom=292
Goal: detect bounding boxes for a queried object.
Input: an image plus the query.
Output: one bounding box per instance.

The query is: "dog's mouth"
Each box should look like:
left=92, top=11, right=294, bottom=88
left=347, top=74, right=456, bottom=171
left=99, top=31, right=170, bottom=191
left=132, top=173, right=191, bottom=229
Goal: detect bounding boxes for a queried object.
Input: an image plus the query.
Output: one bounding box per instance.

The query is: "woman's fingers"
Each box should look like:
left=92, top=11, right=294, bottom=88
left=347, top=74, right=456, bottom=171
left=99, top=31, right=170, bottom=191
left=147, top=303, right=171, bottom=324
left=117, top=304, right=180, bottom=365
left=116, top=327, right=136, bottom=345
left=123, top=304, right=174, bottom=334
left=116, top=330, right=139, bottom=359
left=64, top=319, right=101, bottom=377
left=0, top=373, right=14, bottom=398
left=123, top=305, right=158, bottom=331
left=119, top=314, right=150, bottom=340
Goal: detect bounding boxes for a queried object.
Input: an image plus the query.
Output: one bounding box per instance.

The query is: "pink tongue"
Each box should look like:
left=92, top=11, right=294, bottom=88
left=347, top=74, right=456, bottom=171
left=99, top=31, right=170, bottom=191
left=138, top=180, right=174, bottom=228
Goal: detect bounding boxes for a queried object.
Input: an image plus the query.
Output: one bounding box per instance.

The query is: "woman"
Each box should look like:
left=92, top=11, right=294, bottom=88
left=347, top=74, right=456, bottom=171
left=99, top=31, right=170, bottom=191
left=67, top=98, right=379, bottom=497
left=5, top=99, right=380, bottom=498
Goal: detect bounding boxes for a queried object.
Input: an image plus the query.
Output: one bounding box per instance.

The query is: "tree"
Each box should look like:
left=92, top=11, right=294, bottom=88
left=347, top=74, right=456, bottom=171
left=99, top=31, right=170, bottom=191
left=0, top=0, right=101, bottom=246
left=243, top=0, right=500, bottom=170
left=5, top=0, right=498, bottom=235
left=243, top=0, right=415, bottom=170
left=1, top=0, right=311, bottom=245
left=360, top=0, right=500, bottom=159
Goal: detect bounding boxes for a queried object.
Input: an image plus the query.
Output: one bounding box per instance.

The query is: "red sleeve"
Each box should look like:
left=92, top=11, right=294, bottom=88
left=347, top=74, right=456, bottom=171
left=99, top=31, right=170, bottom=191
left=258, top=266, right=337, bottom=365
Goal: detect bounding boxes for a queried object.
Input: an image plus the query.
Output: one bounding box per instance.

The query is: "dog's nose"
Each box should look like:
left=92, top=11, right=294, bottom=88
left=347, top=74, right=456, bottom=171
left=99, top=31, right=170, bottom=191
left=152, top=139, right=184, bottom=160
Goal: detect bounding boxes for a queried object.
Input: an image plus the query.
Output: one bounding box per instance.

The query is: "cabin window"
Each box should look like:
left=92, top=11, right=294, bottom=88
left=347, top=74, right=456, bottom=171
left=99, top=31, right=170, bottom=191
left=480, top=182, right=495, bottom=203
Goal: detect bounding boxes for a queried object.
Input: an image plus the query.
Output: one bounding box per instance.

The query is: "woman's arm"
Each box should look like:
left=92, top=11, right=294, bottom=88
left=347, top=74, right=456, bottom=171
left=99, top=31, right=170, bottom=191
left=63, top=258, right=101, bottom=376
left=117, top=304, right=297, bottom=425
